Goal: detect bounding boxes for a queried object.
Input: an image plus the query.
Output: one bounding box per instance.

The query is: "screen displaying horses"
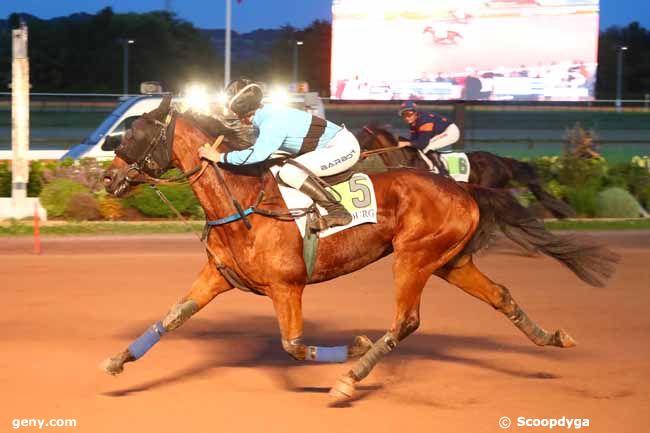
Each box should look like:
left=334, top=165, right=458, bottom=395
left=330, top=0, right=599, bottom=101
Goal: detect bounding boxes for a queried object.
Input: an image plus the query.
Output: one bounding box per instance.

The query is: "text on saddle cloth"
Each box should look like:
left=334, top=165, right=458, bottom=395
left=418, top=151, right=471, bottom=182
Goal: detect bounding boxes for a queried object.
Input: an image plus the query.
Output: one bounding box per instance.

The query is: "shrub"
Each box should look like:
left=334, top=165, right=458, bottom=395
left=65, top=192, right=102, bottom=221
left=39, top=179, right=90, bottom=217
left=98, top=196, right=124, bottom=220
left=563, top=122, right=601, bottom=159
left=564, top=186, right=599, bottom=217
left=595, top=187, right=644, bottom=218
left=637, top=185, right=650, bottom=210
left=557, top=156, right=607, bottom=190
left=0, top=160, right=58, bottom=197
left=27, top=160, right=47, bottom=197
left=124, top=183, right=199, bottom=218
left=603, top=162, right=650, bottom=210
left=0, top=162, right=10, bottom=197
left=544, top=179, right=567, bottom=200
left=41, top=158, right=105, bottom=192
left=530, top=156, right=560, bottom=185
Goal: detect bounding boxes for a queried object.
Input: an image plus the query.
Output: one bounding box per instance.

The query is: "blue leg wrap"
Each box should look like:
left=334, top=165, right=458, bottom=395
left=128, top=321, right=166, bottom=360
left=310, top=345, right=348, bottom=363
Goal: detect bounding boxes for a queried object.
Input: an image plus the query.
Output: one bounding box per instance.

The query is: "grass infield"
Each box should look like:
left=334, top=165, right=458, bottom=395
left=1, top=218, right=649, bottom=236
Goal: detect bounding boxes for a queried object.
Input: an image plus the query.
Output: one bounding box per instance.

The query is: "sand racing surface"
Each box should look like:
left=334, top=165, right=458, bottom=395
left=1, top=231, right=648, bottom=432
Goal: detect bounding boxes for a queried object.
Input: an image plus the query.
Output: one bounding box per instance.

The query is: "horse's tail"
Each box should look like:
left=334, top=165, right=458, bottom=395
left=507, top=158, right=576, bottom=219
left=459, top=185, right=618, bottom=287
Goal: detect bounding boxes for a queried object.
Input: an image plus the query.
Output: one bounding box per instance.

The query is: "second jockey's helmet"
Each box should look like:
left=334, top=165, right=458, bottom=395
left=225, top=78, right=264, bottom=116
left=397, top=100, right=418, bottom=116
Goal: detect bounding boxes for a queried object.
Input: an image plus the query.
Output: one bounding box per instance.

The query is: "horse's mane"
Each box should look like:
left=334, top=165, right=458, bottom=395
left=178, top=110, right=256, bottom=151
left=372, top=126, right=400, bottom=146
left=176, top=111, right=287, bottom=178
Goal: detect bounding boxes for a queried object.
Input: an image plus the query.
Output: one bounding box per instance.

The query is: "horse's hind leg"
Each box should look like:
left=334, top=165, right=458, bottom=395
left=435, top=256, right=576, bottom=348
left=102, top=261, right=233, bottom=375
left=271, top=286, right=373, bottom=363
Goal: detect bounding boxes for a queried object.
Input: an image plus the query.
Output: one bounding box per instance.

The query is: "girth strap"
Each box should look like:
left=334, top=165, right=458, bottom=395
left=298, top=116, right=327, bottom=155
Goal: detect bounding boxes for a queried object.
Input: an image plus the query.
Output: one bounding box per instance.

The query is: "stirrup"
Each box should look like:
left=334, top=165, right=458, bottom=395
left=309, top=204, right=352, bottom=231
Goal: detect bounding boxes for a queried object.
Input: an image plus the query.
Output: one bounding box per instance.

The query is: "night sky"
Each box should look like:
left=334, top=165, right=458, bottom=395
left=0, top=0, right=648, bottom=32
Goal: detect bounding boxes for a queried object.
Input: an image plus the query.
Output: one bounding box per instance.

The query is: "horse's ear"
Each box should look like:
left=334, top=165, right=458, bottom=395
left=157, top=94, right=172, bottom=120
left=149, top=94, right=172, bottom=121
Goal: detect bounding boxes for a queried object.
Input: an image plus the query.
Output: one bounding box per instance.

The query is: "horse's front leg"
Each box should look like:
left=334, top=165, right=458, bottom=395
left=272, top=287, right=372, bottom=363
left=102, top=261, right=233, bottom=375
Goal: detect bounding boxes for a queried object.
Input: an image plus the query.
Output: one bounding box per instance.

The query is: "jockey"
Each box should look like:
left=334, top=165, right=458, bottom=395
left=199, top=78, right=361, bottom=231
left=397, top=100, right=460, bottom=176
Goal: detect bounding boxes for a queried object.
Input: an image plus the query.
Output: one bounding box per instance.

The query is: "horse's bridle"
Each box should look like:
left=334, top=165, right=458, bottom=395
left=117, top=110, right=204, bottom=185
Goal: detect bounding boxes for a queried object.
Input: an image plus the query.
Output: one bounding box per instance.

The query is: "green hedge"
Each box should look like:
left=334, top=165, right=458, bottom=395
left=40, top=179, right=91, bottom=218
left=595, top=187, right=643, bottom=218
left=0, top=162, right=10, bottom=197
left=0, top=160, right=58, bottom=197
left=1, top=155, right=642, bottom=220
left=530, top=154, right=650, bottom=214
left=123, top=183, right=202, bottom=218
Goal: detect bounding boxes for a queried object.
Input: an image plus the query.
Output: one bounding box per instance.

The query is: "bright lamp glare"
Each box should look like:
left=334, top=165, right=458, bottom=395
left=183, top=83, right=210, bottom=114
left=268, top=88, right=290, bottom=106
left=216, top=91, right=229, bottom=106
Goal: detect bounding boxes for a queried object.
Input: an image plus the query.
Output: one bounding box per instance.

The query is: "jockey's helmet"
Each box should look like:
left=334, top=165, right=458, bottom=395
left=398, top=100, right=418, bottom=117
left=225, top=78, right=264, bottom=117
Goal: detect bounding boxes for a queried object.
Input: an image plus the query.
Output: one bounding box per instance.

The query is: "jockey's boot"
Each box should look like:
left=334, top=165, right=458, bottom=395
left=427, top=151, right=450, bottom=177
left=299, top=177, right=352, bottom=231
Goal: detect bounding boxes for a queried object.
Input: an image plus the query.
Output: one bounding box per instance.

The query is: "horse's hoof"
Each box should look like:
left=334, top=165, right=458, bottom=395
left=329, top=375, right=356, bottom=401
left=554, top=329, right=577, bottom=348
left=349, top=335, right=373, bottom=358
left=102, top=357, right=125, bottom=375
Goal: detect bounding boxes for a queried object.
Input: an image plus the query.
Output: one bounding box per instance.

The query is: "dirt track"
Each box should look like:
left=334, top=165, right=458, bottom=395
left=2, top=232, right=648, bottom=433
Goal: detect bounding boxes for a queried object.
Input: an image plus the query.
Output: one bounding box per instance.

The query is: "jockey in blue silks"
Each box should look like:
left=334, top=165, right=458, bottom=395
left=199, top=78, right=361, bottom=231
left=396, top=100, right=460, bottom=176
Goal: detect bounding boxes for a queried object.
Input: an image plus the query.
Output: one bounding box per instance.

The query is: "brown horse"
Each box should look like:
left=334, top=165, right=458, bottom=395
left=357, top=125, right=576, bottom=219
left=101, top=97, right=616, bottom=402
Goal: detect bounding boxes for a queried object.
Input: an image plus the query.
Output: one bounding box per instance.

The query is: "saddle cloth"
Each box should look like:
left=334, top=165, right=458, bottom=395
left=416, top=150, right=471, bottom=182
left=270, top=167, right=378, bottom=238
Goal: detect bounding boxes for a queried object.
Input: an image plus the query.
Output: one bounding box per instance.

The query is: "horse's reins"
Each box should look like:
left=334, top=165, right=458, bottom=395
left=358, top=126, right=408, bottom=158
left=150, top=182, right=263, bottom=295
left=123, top=113, right=315, bottom=295
left=120, top=112, right=262, bottom=290
left=361, top=147, right=406, bottom=157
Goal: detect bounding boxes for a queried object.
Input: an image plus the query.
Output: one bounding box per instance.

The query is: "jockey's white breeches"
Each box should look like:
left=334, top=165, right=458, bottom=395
left=424, top=123, right=460, bottom=152
left=279, top=127, right=361, bottom=189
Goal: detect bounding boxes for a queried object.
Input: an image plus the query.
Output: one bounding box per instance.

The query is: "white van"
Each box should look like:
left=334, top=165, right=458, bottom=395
left=60, top=95, right=172, bottom=161
left=61, top=92, right=326, bottom=161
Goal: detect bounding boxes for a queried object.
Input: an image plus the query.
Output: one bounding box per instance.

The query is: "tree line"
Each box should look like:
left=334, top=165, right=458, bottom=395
left=0, top=8, right=648, bottom=99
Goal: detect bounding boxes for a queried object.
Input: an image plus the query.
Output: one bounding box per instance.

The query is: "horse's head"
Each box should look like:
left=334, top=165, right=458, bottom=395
left=356, top=125, right=395, bottom=151
left=103, top=95, right=174, bottom=196
left=356, top=125, right=413, bottom=168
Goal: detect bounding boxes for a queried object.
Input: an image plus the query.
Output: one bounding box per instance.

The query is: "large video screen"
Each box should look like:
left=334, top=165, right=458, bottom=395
left=330, top=0, right=599, bottom=101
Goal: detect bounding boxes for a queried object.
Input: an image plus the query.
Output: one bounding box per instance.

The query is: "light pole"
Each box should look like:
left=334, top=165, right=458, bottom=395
left=122, top=39, right=135, bottom=97
left=615, top=45, right=627, bottom=112
left=225, top=0, right=231, bottom=88
left=292, top=40, right=303, bottom=85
